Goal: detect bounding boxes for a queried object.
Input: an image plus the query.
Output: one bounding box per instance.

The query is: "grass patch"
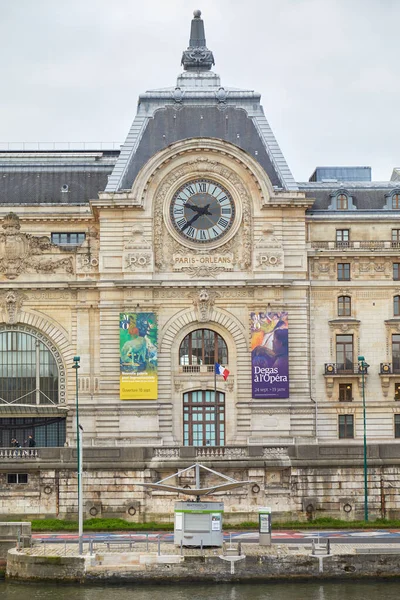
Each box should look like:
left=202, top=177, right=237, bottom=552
left=31, top=518, right=174, bottom=532
left=30, top=516, right=400, bottom=533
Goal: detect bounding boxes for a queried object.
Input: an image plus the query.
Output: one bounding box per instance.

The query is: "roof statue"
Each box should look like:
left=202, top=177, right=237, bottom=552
left=181, top=10, right=215, bottom=71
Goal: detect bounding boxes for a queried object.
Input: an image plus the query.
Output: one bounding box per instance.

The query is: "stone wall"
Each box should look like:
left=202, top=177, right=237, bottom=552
left=1, top=445, right=400, bottom=520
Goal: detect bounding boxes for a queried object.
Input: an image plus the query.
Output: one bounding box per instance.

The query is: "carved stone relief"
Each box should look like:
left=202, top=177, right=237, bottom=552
left=254, top=224, right=283, bottom=271
left=0, top=290, right=27, bottom=324
left=0, top=213, right=74, bottom=279
left=124, top=225, right=153, bottom=272
left=188, top=288, right=220, bottom=323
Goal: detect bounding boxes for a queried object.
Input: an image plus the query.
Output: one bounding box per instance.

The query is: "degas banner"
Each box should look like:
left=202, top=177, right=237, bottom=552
left=119, top=312, right=158, bottom=400
left=250, top=311, right=289, bottom=399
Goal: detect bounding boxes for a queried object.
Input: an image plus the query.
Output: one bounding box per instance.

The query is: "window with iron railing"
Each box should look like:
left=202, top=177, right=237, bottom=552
left=393, top=335, right=400, bottom=373
left=336, top=335, right=353, bottom=372
left=392, top=230, right=400, bottom=248
left=336, top=229, right=350, bottom=247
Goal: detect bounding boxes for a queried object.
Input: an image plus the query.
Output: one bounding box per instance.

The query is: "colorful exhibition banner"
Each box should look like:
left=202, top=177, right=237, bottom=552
left=250, top=311, right=289, bottom=399
left=119, top=312, right=158, bottom=400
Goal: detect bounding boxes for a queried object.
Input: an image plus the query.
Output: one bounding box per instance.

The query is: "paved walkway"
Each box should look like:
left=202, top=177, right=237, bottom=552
left=22, top=540, right=400, bottom=558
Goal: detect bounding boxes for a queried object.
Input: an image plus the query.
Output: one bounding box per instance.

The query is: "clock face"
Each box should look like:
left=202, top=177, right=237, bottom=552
left=170, top=179, right=235, bottom=244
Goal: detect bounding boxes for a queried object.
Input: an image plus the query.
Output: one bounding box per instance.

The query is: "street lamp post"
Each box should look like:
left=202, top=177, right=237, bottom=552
left=72, top=356, right=83, bottom=554
left=358, top=355, right=369, bottom=522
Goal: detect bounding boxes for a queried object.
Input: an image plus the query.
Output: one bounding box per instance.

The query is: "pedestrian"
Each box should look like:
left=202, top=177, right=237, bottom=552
left=11, top=438, right=21, bottom=448
left=27, top=435, right=36, bottom=448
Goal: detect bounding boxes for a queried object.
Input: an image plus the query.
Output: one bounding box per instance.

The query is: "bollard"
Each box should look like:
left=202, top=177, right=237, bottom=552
left=180, top=540, right=183, bottom=556
left=327, top=538, right=331, bottom=555
left=158, top=535, right=161, bottom=556
left=65, top=541, right=67, bottom=556
left=146, top=533, right=149, bottom=552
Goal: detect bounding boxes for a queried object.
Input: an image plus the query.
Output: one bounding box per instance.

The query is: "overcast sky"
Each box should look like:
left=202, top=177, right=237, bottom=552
left=1, top=0, right=399, bottom=182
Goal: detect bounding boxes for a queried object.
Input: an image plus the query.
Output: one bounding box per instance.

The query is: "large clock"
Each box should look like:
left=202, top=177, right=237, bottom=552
left=170, top=178, right=235, bottom=244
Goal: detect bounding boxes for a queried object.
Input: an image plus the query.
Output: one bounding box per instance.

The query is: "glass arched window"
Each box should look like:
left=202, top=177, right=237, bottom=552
left=392, top=194, right=400, bottom=209
left=183, top=390, right=225, bottom=446
left=0, top=331, right=59, bottom=405
left=337, top=194, right=348, bottom=210
left=338, top=296, right=351, bottom=316
left=395, top=296, right=400, bottom=317
left=179, top=329, right=228, bottom=366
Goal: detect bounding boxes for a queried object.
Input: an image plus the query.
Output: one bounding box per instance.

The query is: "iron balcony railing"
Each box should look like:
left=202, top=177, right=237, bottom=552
left=325, top=363, right=368, bottom=375
left=380, top=362, right=400, bottom=375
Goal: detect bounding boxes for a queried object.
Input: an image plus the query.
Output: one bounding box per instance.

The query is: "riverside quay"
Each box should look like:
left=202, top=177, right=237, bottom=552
left=1, top=10, right=400, bottom=522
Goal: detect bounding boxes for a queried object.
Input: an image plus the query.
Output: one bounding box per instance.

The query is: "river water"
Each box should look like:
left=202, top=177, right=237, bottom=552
left=1, top=581, right=400, bottom=600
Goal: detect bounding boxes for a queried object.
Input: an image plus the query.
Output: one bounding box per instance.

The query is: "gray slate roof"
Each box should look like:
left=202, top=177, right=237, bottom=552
left=299, top=181, right=400, bottom=211
left=0, top=151, right=117, bottom=204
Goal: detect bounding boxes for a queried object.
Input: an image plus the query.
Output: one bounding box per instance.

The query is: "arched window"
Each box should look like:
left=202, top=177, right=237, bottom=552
left=337, top=194, right=348, bottom=210
left=183, top=390, right=225, bottom=446
left=395, top=296, right=400, bottom=317
left=338, top=296, right=351, bottom=316
left=392, top=193, right=400, bottom=209
left=0, top=331, right=59, bottom=405
left=179, top=329, right=228, bottom=366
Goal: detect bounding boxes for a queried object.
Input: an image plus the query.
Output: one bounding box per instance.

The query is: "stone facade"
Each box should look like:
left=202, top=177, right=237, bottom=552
left=1, top=10, right=400, bottom=520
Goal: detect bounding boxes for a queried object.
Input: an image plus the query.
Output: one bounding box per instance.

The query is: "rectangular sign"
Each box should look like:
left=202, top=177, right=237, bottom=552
left=250, top=311, right=289, bottom=399
left=119, top=312, right=158, bottom=400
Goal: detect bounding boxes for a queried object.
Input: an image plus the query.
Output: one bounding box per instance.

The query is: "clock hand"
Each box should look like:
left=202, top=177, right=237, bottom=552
left=181, top=211, right=202, bottom=232
left=185, top=202, right=202, bottom=212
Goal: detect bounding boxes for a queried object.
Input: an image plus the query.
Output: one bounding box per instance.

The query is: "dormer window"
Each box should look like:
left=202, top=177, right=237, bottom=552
left=328, top=189, right=355, bottom=211
left=384, top=190, right=400, bottom=210
left=337, top=194, right=348, bottom=210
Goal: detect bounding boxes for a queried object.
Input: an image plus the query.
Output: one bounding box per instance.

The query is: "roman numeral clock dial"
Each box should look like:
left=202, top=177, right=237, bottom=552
left=170, top=179, right=235, bottom=244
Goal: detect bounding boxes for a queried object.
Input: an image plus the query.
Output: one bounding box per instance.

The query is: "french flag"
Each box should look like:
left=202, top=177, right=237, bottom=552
left=215, top=363, right=230, bottom=381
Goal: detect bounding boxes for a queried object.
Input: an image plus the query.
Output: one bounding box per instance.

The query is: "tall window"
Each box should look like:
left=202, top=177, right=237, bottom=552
left=337, top=194, right=348, bottom=210
left=392, top=194, right=400, bottom=209
left=183, top=390, right=225, bottom=446
left=394, top=264, right=400, bottom=281
left=336, top=229, right=350, bottom=247
left=336, top=335, right=353, bottom=372
left=339, top=415, right=354, bottom=439
left=0, top=331, right=59, bottom=405
left=392, top=335, right=400, bottom=373
left=179, top=329, right=228, bottom=366
left=337, top=263, right=350, bottom=281
left=395, top=296, right=400, bottom=317
left=395, top=415, right=400, bottom=438
left=338, top=296, right=351, bottom=316
left=339, top=383, right=352, bottom=402
left=392, top=230, right=400, bottom=248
